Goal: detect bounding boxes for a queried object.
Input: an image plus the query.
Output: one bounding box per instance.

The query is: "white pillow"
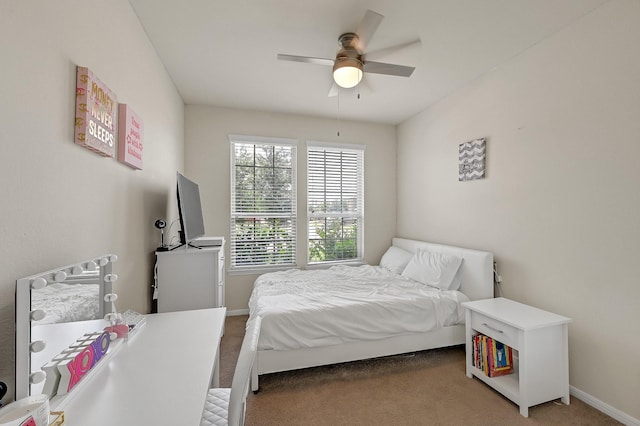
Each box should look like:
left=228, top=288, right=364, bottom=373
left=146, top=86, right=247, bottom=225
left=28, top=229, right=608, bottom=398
left=379, top=246, right=413, bottom=275
left=401, top=249, right=463, bottom=290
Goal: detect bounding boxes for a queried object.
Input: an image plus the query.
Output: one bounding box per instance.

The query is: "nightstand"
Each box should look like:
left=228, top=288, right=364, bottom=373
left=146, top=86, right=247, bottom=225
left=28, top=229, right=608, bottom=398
left=462, top=297, right=571, bottom=417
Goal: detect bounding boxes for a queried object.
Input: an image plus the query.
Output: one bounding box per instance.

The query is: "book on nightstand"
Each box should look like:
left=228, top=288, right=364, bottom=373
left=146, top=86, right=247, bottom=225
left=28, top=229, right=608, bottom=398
left=488, top=338, right=514, bottom=377
left=472, top=334, right=514, bottom=377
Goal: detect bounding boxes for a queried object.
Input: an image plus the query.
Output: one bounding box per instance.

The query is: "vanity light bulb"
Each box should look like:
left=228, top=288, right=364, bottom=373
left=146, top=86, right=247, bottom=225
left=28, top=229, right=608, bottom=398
left=53, top=271, right=67, bottom=282
left=29, top=371, right=46, bottom=384
left=72, top=265, right=84, bottom=275
left=30, top=309, right=46, bottom=321
left=30, top=340, right=46, bottom=353
left=99, top=257, right=109, bottom=267
left=104, top=273, right=118, bottom=283
left=109, top=254, right=118, bottom=262
left=30, top=277, right=47, bottom=290
left=86, top=261, right=98, bottom=271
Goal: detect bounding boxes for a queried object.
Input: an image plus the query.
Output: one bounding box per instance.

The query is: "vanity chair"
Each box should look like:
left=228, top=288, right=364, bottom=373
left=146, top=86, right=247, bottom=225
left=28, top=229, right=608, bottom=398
left=201, top=316, right=262, bottom=426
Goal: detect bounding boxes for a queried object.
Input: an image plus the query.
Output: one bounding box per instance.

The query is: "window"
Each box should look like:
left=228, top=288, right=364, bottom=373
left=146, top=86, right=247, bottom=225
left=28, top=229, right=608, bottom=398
left=230, top=135, right=297, bottom=271
left=307, top=142, right=364, bottom=263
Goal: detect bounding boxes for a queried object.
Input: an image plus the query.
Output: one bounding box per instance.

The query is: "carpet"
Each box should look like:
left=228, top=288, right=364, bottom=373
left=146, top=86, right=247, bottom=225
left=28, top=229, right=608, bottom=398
left=220, top=315, right=619, bottom=426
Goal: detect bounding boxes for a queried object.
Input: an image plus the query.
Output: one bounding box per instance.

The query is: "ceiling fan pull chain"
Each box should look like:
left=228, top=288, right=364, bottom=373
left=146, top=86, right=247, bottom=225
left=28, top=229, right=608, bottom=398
left=337, top=92, right=341, bottom=137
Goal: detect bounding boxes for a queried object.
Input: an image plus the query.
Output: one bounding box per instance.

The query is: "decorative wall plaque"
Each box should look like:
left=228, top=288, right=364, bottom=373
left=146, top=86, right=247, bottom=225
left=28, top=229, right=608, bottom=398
left=117, top=104, right=144, bottom=169
left=74, top=66, right=117, bottom=157
left=458, top=138, right=486, bottom=181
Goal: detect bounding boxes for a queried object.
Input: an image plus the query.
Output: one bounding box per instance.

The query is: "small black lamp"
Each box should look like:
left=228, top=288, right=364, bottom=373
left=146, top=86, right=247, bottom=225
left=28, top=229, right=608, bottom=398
left=155, top=219, right=168, bottom=251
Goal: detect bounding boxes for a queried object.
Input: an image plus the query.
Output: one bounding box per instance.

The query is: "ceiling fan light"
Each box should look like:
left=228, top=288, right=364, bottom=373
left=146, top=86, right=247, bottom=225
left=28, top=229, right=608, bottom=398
left=333, top=58, right=363, bottom=89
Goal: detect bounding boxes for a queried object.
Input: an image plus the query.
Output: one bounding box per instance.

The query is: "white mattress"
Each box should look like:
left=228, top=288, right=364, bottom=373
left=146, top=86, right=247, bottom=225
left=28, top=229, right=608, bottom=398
left=249, top=265, right=469, bottom=351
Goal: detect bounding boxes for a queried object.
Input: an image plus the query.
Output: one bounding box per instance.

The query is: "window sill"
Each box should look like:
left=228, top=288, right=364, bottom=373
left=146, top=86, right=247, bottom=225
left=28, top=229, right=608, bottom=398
left=306, top=259, right=365, bottom=270
left=228, top=264, right=299, bottom=276
left=228, top=259, right=366, bottom=275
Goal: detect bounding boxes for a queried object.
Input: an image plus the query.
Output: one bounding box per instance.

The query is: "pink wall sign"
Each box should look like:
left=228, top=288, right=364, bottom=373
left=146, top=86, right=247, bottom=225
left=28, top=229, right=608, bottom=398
left=117, top=104, right=144, bottom=169
left=74, top=66, right=117, bottom=157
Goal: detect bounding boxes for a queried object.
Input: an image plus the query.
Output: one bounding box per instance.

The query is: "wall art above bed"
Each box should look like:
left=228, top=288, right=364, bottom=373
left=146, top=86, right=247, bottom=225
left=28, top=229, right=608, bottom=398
left=458, top=137, right=486, bottom=181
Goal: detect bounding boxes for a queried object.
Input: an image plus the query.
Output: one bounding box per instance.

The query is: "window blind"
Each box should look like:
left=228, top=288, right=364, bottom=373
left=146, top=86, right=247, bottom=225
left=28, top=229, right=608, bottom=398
left=307, top=142, right=364, bottom=263
left=230, top=137, right=297, bottom=270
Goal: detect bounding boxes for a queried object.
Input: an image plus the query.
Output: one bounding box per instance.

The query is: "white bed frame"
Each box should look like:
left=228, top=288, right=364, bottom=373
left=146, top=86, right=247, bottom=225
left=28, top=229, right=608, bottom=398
left=250, top=238, right=494, bottom=391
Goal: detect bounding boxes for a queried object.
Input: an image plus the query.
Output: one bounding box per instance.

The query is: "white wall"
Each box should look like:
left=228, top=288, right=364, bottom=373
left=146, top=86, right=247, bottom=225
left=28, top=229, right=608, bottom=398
left=0, top=0, right=184, bottom=399
left=185, top=105, right=397, bottom=311
left=397, top=0, right=640, bottom=421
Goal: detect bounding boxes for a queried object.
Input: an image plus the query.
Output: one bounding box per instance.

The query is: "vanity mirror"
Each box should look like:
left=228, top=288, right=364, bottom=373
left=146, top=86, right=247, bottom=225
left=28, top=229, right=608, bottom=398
left=15, top=255, right=118, bottom=400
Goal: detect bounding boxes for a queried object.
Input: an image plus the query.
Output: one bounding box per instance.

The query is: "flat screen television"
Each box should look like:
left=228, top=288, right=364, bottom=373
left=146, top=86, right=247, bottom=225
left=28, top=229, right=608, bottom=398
left=176, top=172, right=205, bottom=246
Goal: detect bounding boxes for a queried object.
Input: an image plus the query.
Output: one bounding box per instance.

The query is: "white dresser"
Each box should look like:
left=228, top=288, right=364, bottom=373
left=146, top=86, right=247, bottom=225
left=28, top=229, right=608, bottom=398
left=156, top=242, right=225, bottom=313
left=462, top=297, right=571, bottom=417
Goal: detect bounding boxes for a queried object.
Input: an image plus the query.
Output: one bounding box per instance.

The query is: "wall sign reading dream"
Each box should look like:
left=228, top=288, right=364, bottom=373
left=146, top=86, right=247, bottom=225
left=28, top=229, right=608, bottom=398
left=74, top=66, right=117, bottom=157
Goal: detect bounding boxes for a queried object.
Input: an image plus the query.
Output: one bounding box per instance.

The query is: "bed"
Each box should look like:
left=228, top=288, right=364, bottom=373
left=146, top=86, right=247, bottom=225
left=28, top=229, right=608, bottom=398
left=249, top=238, right=494, bottom=391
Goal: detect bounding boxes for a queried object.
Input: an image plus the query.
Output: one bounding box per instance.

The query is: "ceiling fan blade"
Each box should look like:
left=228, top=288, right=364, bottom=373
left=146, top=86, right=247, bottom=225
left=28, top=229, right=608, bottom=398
left=328, top=82, right=339, bottom=97
left=364, top=39, right=421, bottom=62
left=277, top=54, right=334, bottom=67
left=364, top=61, right=415, bottom=77
left=355, top=10, right=383, bottom=52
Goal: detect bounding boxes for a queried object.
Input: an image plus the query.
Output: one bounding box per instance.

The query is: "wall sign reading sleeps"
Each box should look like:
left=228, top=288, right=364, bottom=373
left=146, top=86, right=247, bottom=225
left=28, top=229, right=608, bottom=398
left=74, top=66, right=117, bottom=157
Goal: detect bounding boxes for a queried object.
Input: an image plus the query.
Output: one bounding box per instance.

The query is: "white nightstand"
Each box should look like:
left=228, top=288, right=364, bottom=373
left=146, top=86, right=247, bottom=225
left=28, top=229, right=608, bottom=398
left=462, top=297, right=572, bottom=417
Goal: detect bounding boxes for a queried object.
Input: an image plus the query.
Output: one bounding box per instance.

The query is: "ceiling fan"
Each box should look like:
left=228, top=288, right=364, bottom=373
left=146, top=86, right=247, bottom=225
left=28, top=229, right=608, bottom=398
left=277, top=10, right=419, bottom=95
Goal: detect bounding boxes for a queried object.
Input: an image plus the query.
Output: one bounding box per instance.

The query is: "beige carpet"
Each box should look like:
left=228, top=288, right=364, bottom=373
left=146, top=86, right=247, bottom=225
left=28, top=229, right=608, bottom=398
left=220, top=315, right=620, bottom=426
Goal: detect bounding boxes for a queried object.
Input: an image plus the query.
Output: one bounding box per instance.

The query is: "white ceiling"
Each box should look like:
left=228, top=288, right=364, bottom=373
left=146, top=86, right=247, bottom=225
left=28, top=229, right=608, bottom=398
left=128, top=0, right=608, bottom=125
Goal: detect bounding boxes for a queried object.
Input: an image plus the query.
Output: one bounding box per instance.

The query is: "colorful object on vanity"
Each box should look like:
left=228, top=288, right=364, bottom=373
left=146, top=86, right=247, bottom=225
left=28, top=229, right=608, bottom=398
left=104, top=323, right=129, bottom=339
left=0, top=394, right=49, bottom=426
left=48, top=411, right=64, bottom=426
left=41, top=331, right=111, bottom=397
left=58, top=332, right=110, bottom=394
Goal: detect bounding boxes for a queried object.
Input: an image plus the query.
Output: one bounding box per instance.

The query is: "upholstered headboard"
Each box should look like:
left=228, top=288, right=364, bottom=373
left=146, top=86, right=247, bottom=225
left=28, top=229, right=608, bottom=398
left=392, top=238, right=494, bottom=301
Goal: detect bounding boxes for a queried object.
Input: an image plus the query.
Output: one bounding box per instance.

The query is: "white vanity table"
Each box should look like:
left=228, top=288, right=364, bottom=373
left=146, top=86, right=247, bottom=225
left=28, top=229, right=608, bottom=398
left=52, top=308, right=226, bottom=425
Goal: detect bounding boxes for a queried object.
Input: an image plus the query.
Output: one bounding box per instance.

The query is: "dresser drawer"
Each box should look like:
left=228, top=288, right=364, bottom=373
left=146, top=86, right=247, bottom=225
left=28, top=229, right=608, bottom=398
left=471, top=312, right=520, bottom=349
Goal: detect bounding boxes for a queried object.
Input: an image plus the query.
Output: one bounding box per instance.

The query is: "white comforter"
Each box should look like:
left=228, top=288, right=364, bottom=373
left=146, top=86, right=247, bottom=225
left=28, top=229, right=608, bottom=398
left=249, top=264, right=469, bottom=351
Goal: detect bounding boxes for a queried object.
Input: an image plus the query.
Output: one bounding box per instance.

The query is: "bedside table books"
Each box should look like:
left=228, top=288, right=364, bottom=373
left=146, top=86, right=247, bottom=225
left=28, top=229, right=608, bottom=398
left=472, top=334, right=514, bottom=377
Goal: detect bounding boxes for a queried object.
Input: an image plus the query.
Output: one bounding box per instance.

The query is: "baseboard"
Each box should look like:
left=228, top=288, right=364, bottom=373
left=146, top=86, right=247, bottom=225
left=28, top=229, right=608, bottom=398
left=571, top=386, right=639, bottom=426
left=226, top=308, right=249, bottom=316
